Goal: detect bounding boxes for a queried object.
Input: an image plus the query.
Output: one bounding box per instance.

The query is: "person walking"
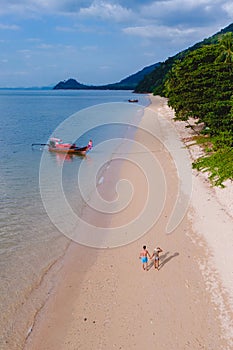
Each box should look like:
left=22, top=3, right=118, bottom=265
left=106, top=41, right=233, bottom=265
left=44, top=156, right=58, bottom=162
left=151, top=247, right=163, bottom=270
left=139, top=245, right=151, bottom=271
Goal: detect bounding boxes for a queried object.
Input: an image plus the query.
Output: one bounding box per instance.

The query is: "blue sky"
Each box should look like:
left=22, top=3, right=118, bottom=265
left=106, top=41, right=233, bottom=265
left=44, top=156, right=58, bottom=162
left=0, top=0, right=232, bottom=87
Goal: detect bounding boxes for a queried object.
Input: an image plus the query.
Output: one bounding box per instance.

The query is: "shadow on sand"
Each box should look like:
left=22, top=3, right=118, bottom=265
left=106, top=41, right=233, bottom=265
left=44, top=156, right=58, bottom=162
left=147, top=251, right=179, bottom=271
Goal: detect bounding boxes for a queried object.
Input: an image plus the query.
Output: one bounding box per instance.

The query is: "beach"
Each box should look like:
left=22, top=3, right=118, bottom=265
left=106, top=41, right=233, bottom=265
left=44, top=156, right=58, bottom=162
left=24, top=95, right=233, bottom=350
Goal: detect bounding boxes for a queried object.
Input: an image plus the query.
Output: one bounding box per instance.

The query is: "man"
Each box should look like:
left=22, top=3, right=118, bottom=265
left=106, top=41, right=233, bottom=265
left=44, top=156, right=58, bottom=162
left=139, top=245, right=151, bottom=271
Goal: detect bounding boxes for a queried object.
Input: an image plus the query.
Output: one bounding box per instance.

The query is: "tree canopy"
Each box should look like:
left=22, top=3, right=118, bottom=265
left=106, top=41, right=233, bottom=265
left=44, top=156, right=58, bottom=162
left=164, top=33, right=233, bottom=185
left=164, top=36, right=233, bottom=135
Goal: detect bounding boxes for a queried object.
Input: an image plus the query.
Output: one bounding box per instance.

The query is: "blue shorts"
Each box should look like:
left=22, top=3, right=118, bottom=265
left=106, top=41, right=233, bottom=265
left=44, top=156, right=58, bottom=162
left=141, top=256, right=148, bottom=263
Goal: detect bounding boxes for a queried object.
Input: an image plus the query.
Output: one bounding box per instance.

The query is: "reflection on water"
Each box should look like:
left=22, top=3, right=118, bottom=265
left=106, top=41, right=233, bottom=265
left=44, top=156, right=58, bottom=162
left=51, top=151, right=82, bottom=164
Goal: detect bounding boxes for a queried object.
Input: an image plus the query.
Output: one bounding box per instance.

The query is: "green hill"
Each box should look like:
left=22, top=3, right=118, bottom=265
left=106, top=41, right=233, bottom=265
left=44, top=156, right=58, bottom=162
left=53, top=63, right=159, bottom=90
left=54, top=79, right=88, bottom=90
left=134, top=22, right=233, bottom=94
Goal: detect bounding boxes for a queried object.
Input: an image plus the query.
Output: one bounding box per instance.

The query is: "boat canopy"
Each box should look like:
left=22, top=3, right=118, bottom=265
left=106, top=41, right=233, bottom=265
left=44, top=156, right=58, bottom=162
left=50, top=137, right=62, bottom=143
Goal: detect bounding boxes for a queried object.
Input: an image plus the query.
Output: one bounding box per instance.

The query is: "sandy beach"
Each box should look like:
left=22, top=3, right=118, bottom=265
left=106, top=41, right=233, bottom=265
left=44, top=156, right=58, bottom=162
left=24, top=95, right=233, bottom=350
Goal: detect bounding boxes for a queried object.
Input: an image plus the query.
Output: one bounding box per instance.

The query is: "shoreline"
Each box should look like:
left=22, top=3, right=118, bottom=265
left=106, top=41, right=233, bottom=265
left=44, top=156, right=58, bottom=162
left=150, top=94, right=233, bottom=344
left=24, top=95, right=233, bottom=349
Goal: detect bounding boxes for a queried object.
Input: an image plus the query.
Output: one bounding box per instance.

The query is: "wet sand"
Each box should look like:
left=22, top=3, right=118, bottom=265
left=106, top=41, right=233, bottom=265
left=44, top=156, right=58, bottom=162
left=24, top=96, right=233, bottom=350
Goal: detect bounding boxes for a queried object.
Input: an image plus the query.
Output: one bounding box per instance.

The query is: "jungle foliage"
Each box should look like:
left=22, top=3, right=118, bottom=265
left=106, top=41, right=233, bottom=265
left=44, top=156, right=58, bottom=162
left=164, top=33, right=233, bottom=186
left=134, top=23, right=233, bottom=94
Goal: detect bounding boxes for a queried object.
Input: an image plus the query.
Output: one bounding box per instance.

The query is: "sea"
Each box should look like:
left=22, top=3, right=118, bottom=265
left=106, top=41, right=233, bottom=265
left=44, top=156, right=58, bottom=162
left=0, top=89, right=150, bottom=349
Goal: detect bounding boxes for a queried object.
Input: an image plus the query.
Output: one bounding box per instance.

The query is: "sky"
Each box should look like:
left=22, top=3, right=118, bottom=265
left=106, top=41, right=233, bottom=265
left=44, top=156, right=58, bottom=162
left=0, top=0, right=232, bottom=87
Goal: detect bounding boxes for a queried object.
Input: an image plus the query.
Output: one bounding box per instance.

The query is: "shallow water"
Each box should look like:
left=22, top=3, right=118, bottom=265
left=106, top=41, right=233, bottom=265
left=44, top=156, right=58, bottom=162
left=0, top=89, right=149, bottom=348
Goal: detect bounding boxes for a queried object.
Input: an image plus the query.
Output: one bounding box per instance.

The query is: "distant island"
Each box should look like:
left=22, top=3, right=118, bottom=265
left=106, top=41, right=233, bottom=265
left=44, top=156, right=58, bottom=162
left=53, top=63, right=160, bottom=91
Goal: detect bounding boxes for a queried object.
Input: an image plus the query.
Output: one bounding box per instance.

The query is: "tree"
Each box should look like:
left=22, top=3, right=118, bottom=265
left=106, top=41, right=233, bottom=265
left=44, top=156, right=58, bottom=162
left=215, top=32, right=233, bottom=63
left=164, top=42, right=233, bottom=134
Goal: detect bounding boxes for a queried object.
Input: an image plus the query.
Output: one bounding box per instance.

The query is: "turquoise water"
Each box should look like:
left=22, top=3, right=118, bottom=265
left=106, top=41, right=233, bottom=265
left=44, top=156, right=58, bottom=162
left=0, top=90, right=149, bottom=348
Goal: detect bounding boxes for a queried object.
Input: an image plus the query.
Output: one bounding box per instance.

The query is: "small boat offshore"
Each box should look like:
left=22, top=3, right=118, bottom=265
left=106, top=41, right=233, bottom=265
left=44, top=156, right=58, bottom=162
left=32, top=138, right=93, bottom=156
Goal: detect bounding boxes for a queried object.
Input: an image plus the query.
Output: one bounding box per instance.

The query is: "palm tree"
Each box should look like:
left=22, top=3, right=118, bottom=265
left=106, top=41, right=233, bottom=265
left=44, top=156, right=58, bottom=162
left=215, top=32, right=233, bottom=63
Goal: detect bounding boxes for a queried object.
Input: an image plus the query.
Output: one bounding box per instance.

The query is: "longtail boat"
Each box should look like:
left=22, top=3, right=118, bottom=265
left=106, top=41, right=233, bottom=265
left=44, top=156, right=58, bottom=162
left=48, top=138, right=93, bottom=155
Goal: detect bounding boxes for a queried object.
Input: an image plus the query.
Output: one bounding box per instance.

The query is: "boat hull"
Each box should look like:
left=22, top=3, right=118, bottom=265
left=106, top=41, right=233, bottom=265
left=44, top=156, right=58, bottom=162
left=48, top=146, right=88, bottom=156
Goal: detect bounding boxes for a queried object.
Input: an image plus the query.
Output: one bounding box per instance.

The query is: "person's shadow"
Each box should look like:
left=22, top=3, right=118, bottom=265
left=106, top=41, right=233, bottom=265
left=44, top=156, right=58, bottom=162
left=159, top=251, right=179, bottom=270
left=147, top=251, right=179, bottom=271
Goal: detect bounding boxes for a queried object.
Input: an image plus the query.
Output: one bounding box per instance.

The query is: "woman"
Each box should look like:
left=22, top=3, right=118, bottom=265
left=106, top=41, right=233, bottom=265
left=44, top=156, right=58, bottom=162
left=151, top=247, right=163, bottom=270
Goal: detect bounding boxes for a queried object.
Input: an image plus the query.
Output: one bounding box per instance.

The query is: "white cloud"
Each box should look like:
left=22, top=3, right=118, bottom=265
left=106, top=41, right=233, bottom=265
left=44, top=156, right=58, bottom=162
left=0, top=0, right=231, bottom=26
left=222, top=1, right=233, bottom=16
left=141, top=0, right=224, bottom=14
left=55, top=26, right=76, bottom=32
left=0, top=0, right=88, bottom=16
left=55, top=24, right=99, bottom=33
left=18, top=49, right=31, bottom=53
left=36, top=43, right=55, bottom=49
left=0, top=0, right=133, bottom=19
left=122, top=22, right=222, bottom=54
left=26, top=38, right=42, bottom=43
left=34, top=43, right=76, bottom=51
left=139, top=0, right=231, bottom=27
left=0, top=23, right=20, bottom=30
left=123, top=25, right=197, bottom=39
left=79, top=0, right=133, bottom=22
left=99, top=65, right=111, bottom=69
left=81, top=45, right=98, bottom=51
